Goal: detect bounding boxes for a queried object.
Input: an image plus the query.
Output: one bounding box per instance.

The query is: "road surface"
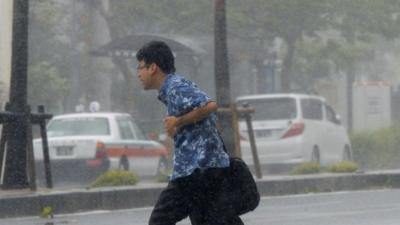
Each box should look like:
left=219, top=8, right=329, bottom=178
left=2, top=189, right=400, bottom=225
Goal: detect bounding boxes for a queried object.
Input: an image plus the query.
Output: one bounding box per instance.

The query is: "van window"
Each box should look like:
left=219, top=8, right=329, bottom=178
left=325, top=104, right=340, bottom=124
left=237, top=98, right=297, bottom=120
left=301, top=99, right=323, bottom=120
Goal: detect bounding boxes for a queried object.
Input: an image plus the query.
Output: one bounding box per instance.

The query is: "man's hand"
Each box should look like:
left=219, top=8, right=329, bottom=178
left=164, top=116, right=179, bottom=137
left=164, top=101, right=218, bottom=137
left=163, top=102, right=218, bottom=137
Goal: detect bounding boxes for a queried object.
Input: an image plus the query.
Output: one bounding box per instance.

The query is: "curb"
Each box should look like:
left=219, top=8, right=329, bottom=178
left=257, top=172, right=400, bottom=196
left=1, top=171, right=400, bottom=218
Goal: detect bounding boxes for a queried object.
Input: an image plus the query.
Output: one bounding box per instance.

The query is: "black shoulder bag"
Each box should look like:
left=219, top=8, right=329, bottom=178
left=217, top=134, right=260, bottom=216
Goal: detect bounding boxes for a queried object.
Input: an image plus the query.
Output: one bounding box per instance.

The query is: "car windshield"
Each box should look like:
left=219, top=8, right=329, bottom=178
left=47, top=117, right=110, bottom=137
left=237, top=97, right=297, bottom=121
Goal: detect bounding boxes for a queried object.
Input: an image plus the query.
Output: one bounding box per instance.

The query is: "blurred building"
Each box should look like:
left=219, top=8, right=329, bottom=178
left=352, top=81, right=392, bottom=132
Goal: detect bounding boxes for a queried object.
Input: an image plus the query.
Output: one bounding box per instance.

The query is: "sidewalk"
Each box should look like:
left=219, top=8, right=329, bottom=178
left=1, top=170, right=400, bottom=218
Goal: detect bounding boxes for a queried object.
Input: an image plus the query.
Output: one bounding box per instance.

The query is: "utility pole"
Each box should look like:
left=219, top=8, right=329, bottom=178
left=346, top=69, right=355, bottom=132
left=2, top=0, right=30, bottom=189
left=214, top=0, right=236, bottom=156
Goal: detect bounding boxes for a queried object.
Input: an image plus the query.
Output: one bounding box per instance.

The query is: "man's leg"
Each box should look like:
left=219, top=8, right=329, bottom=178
left=191, top=205, right=244, bottom=225
left=226, top=216, right=245, bottom=225
left=188, top=208, right=206, bottom=225
left=149, top=178, right=194, bottom=225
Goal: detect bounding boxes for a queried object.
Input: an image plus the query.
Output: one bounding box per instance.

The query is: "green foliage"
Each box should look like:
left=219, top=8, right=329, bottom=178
left=107, top=1, right=213, bottom=35
left=291, top=39, right=334, bottom=90
left=29, top=1, right=72, bottom=113
left=30, top=1, right=70, bottom=65
left=326, top=161, right=358, bottom=173
left=229, top=0, right=336, bottom=91
left=90, top=170, right=139, bottom=188
left=28, top=61, right=68, bottom=113
left=291, top=162, right=321, bottom=175
left=351, top=126, right=400, bottom=170
left=332, top=0, right=400, bottom=42
left=229, top=0, right=333, bottom=40
left=40, top=206, right=53, bottom=218
left=29, top=1, right=400, bottom=113
left=228, top=0, right=400, bottom=91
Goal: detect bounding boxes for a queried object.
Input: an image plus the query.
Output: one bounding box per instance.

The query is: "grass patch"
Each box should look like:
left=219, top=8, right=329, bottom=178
left=291, top=162, right=321, bottom=175
left=90, top=170, right=139, bottom=188
left=350, top=125, right=400, bottom=170
left=326, top=161, right=358, bottom=173
left=40, top=206, right=53, bottom=218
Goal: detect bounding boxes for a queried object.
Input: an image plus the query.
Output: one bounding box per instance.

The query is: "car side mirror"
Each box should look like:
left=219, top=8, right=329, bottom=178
left=335, top=114, right=342, bottom=125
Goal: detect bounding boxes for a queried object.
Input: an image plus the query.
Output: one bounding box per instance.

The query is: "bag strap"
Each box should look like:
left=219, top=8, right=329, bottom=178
left=217, top=131, right=228, bottom=154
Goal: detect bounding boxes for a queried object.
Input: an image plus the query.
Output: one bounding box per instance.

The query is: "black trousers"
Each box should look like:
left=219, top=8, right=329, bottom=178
left=149, top=167, right=244, bottom=225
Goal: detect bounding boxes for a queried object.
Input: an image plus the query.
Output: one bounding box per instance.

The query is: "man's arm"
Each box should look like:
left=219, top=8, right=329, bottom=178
left=164, top=101, right=218, bottom=137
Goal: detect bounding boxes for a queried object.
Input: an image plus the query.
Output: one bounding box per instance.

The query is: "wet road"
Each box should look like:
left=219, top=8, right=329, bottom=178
left=2, top=189, right=400, bottom=225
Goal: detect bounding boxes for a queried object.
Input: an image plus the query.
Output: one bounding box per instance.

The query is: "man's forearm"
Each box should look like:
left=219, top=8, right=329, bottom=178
left=176, top=101, right=218, bottom=128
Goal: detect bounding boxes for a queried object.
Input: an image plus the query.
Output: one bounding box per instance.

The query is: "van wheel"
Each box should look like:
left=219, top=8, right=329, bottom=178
left=342, top=145, right=353, bottom=161
left=311, top=147, right=320, bottom=165
left=119, top=156, right=129, bottom=171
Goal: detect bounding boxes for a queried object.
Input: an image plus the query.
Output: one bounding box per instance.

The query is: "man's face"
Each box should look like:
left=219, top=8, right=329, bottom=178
left=136, top=60, right=154, bottom=90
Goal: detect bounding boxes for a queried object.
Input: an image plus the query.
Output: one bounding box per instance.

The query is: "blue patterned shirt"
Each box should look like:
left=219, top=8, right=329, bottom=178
left=158, top=74, right=230, bottom=180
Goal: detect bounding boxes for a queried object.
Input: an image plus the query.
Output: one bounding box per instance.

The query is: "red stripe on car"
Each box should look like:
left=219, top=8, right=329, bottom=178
left=106, top=147, right=168, bottom=157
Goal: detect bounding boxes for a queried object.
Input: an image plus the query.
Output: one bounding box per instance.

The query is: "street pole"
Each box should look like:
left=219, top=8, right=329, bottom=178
left=346, top=68, right=355, bottom=132
left=2, top=0, right=30, bottom=189
left=214, top=0, right=236, bottom=156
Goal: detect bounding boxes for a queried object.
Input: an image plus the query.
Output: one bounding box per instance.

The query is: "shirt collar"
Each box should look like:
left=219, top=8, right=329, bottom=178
left=157, top=74, right=174, bottom=104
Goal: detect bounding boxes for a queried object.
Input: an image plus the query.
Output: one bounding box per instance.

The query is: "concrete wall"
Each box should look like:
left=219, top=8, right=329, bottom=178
left=0, top=0, right=12, bottom=107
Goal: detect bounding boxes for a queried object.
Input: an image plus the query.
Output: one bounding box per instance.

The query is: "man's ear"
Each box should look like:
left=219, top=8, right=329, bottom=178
left=149, top=63, right=157, bottom=74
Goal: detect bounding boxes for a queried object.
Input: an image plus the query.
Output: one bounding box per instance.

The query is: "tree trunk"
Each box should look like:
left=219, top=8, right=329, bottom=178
left=280, top=39, right=296, bottom=92
left=254, top=57, right=266, bottom=94
left=214, top=0, right=237, bottom=157
left=346, top=66, right=355, bottom=132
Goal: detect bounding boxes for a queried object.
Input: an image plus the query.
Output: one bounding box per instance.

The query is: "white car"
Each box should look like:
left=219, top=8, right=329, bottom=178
left=236, top=93, right=352, bottom=167
left=33, top=113, right=169, bottom=180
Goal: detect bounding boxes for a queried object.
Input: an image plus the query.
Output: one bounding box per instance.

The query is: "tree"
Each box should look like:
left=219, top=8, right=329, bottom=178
left=329, top=0, right=400, bottom=131
left=332, top=0, right=400, bottom=43
left=90, top=0, right=213, bottom=115
left=229, top=0, right=334, bottom=92
left=29, top=1, right=71, bottom=113
left=28, top=62, right=68, bottom=113
left=228, top=0, right=400, bottom=92
left=105, top=0, right=213, bottom=36
left=290, top=38, right=334, bottom=91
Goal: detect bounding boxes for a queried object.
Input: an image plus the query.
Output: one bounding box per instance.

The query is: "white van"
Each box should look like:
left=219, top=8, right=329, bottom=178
left=236, top=93, right=352, bottom=167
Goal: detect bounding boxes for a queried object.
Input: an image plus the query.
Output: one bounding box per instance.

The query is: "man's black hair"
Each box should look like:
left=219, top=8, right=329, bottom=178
left=136, top=40, right=176, bottom=74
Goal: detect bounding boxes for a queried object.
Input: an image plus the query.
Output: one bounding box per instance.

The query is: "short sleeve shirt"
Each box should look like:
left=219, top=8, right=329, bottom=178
left=158, top=74, right=230, bottom=180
